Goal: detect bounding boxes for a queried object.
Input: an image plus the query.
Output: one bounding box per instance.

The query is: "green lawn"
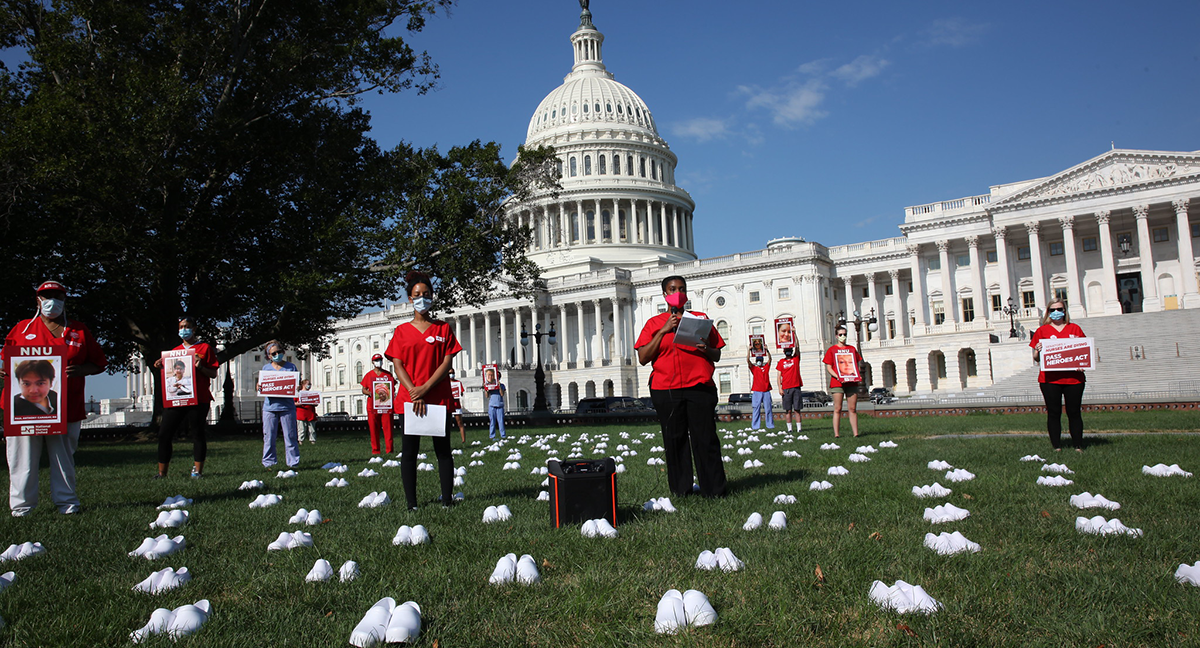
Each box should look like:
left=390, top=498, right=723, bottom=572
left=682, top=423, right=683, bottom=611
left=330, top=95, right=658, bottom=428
left=2, top=411, right=1199, bottom=647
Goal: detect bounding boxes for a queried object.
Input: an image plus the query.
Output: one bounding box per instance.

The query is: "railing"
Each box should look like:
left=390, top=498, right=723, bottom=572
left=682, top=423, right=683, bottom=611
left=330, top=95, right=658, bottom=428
left=904, top=193, right=991, bottom=220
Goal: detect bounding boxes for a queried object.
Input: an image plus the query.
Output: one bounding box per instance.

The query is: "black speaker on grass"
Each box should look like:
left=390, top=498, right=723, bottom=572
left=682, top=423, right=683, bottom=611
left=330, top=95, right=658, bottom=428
left=547, top=457, right=617, bottom=528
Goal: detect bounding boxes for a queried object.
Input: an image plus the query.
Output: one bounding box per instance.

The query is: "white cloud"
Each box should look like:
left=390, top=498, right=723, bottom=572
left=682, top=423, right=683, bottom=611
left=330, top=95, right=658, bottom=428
left=740, top=78, right=828, bottom=128
left=830, top=55, right=890, bottom=87
left=923, top=18, right=987, bottom=48
left=796, top=59, right=831, bottom=76
left=669, top=117, right=731, bottom=143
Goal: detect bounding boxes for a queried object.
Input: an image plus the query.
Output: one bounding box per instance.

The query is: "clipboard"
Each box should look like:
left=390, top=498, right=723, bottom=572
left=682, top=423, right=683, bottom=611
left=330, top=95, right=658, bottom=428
left=403, top=402, right=447, bottom=436
left=673, top=312, right=713, bottom=348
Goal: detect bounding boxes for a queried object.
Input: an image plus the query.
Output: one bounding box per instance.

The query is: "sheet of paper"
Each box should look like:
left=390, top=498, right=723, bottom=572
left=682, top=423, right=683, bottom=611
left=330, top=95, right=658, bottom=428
left=673, top=312, right=713, bottom=348
left=404, top=402, right=447, bottom=436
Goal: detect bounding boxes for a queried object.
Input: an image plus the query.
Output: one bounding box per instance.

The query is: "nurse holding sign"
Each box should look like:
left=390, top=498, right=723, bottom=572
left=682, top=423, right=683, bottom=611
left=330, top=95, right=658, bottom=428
left=257, top=340, right=300, bottom=469
left=1030, top=299, right=1089, bottom=452
left=152, top=316, right=219, bottom=479
left=359, top=353, right=397, bottom=455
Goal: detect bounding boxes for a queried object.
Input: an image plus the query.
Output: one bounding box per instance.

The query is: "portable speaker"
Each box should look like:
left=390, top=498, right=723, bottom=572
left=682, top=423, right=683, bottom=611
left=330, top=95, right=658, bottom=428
left=547, top=458, right=618, bottom=528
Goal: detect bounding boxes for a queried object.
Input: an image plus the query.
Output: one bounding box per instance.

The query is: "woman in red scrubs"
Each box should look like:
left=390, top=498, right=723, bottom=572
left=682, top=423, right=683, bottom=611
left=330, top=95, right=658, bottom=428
left=385, top=271, right=462, bottom=510
left=1030, top=299, right=1087, bottom=452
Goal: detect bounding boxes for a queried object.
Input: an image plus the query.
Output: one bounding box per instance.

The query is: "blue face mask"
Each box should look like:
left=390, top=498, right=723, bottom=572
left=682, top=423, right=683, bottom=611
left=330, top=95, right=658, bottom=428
left=272, top=352, right=285, bottom=362
left=178, top=328, right=193, bottom=340
left=1048, top=310, right=1065, bottom=321
left=411, top=296, right=432, bottom=313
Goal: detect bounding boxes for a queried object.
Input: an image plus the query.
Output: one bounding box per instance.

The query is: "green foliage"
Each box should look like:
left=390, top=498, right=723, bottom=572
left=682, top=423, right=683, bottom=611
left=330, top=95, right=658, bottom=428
left=0, top=0, right=550, bottom=373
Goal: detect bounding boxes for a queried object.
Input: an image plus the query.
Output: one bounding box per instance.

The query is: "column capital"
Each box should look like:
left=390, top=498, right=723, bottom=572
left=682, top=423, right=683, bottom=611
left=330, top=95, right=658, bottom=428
left=965, top=235, right=979, bottom=248
left=590, top=298, right=601, bottom=307
left=1095, top=210, right=1111, bottom=225
left=1059, top=215, right=1075, bottom=230
left=1025, top=221, right=1040, bottom=235
left=1133, top=204, right=1149, bottom=220
left=762, top=278, right=774, bottom=288
left=907, top=243, right=921, bottom=257
left=935, top=239, right=950, bottom=252
left=841, top=275, right=853, bottom=287
left=862, top=271, right=876, bottom=282
left=888, top=268, right=901, bottom=280
left=991, top=225, right=1007, bottom=240
left=1173, top=198, right=1190, bottom=214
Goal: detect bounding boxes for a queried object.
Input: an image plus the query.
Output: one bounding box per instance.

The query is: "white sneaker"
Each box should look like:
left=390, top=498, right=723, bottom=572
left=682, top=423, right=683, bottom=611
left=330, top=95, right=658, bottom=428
left=384, top=601, right=422, bottom=643
left=657, top=498, right=677, bottom=513
left=349, top=597, right=396, bottom=647
left=306, top=559, right=334, bottom=582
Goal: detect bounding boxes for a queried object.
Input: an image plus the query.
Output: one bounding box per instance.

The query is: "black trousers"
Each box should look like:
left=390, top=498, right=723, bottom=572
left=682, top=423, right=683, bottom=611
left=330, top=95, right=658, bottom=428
left=650, top=384, right=727, bottom=498
left=1039, top=382, right=1085, bottom=449
left=399, top=432, right=454, bottom=509
left=158, top=404, right=209, bottom=464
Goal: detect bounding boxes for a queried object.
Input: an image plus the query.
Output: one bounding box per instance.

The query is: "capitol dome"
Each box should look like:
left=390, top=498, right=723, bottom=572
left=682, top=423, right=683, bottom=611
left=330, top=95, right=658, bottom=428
left=511, top=4, right=698, bottom=279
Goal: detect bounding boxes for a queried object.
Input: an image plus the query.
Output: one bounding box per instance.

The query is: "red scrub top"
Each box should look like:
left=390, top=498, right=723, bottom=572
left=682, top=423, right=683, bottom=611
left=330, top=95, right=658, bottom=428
left=172, top=341, right=219, bottom=404
left=776, top=356, right=803, bottom=390
left=2, top=317, right=108, bottom=426
left=384, top=320, right=461, bottom=407
left=1029, top=323, right=1087, bottom=385
left=635, top=311, right=725, bottom=390
left=749, top=363, right=772, bottom=392
left=822, top=344, right=863, bottom=389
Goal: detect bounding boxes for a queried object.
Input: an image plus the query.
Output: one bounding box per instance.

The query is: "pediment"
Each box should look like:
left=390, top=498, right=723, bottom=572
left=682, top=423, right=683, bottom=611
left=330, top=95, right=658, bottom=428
left=993, top=149, right=1200, bottom=207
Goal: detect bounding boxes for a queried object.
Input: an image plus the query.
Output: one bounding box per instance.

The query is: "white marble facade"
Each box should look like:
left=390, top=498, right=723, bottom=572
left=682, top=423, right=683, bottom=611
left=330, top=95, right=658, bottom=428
left=126, top=10, right=1200, bottom=417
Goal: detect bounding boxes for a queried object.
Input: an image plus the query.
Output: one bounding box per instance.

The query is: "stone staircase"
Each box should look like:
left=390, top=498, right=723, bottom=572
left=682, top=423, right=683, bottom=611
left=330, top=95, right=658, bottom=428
left=985, top=309, right=1200, bottom=400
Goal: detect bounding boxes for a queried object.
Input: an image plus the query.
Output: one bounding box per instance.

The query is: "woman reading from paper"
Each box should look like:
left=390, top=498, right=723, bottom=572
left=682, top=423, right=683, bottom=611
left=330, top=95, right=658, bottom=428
left=152, top=316, right=219, bottom=479
left=635, top=275, right=727, bottom=498
left=823, top=324, right=862, bottom=438
left=385, top=271, right=461, bottom=510
left=1030, top=299, right=1087, bottom=452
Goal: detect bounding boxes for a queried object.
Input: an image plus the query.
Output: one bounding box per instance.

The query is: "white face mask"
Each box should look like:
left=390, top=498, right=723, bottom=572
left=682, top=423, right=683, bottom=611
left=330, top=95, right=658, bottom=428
left=837, top=335, right=847, bottom=344
left=39, top=298, right=64, bottom=319
left=411, top=296, right=432, bottom=313
left=373, top=360, right=382, bottom=368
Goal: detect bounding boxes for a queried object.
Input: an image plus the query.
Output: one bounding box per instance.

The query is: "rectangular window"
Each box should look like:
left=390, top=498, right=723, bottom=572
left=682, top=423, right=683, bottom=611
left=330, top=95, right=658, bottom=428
left=1153, top=227, right=1170, bottom=242
left=928, top=257, right=941, bottom=271
left=1022, top=291, right=1036, bottom=309
left=338, top=346, right=344, bottom=355
left=956, top=254, right=970, bottom=267
left=777, top=287, right=790, bottom=300
left=861, top=288, right=869, bottom=299
left=986, top=250, right=998, bottom=263
left=657, top=303, right=667, bottom=314
left=991, top=294, right=1002, bottom=312
left=1048, top=242, right=1064, bottom=256
left=324, top=371, right=331, bottom=387
left=1192, top=222, right=1199, bottom=238
left=750, top=325, right=764, bottom=336
left=908, top=281, right=913, bottom=292
left=373, top=340, right=380, bottom=349
left=749, top=291, right=760, bottom=303
left=254, top=354, right=261, bottom=362
left=639, top=157, right=646, bottom=177
left=887, top=319, right=896, bottom=339
left=355, top=399, right=364, bottom=415
left=1017, top=247, right=1031, bottom=260
left=1081, top=237, right=1097, bottom=251
left=961, top=298, right=975, bottom=322
left=718, top=373, right=732, bottom=394
left=932, top=302, right=945, bottom=325
left=1053, top=287, right=1068, bottom=303
left=884, top=284, right=893, bottom=296
left=338, top=369, right=345, bottom=385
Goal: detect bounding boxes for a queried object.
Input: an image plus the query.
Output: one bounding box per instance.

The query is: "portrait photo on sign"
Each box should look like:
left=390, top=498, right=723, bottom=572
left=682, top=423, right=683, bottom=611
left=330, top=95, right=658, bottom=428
left=775, top=317, right=795, bottom=349
left=373, top=380, right=392, bottom=405
left=9, top=356, right=62, bottom=423
left=160, top=349, right=199, bottom=409
left=749, top=334, right=766, bottom=356
left=834, top=350, right=860, bottom=382
left=483, top=365, right=500, bottom=390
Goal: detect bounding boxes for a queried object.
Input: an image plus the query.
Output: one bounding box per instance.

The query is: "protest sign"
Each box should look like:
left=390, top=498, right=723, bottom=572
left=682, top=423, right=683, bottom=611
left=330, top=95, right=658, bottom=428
left=775, top=317, right=795, bottom=349
left=257, top=370, right=299, bottom=398
left=161, top=348, right=198, bottom=408
left=5, top=345, right=67, bottom=436
left=1040, top=337, right=1096, bottom=372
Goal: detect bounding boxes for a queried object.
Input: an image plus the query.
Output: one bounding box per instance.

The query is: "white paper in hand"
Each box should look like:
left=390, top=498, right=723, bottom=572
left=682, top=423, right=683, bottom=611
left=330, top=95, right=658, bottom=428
left=673, top=312, right=713, bottom=348
left=404, top=402, right=447, bottom=436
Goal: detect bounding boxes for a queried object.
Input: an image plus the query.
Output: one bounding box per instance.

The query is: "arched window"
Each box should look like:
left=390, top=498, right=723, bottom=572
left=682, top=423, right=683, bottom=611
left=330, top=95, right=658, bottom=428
left=650, top=160, right=657, bottom=180
left=586, top=210, right=596, bottom=241
left=715, top=320, right=730, bottom=340
left=618, top=210, right=627, bottom=240
left=571, top=212, right=579, bottom=242
left=584, top=155, right=592, bottom=175
left=569, top=157, right=577, bottom=177
left=602, top=210, right=612, bottom=240
left=594, top=102, right=601, bottom=113
left=606, top=102, right=612, bottom=113
left=613, top=155, right=621, bottom=175
left=639, top=157, right=646, bottom=177
left=355, top=361, right=364, bottom=382
left=627, top=155, right=634, bottom=175
left=555, top=159, right=563, bottom=178
left=598, top=155, right=606, bottom=174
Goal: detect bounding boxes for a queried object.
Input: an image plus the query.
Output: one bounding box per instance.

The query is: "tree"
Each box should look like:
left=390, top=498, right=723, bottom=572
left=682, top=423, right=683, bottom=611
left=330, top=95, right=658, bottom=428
left=0, top=0, right=556, bottom=397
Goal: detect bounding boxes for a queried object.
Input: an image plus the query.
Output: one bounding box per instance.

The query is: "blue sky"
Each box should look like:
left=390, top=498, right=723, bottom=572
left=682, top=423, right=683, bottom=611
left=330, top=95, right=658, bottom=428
left=84, top=0, right=1200, bottom=399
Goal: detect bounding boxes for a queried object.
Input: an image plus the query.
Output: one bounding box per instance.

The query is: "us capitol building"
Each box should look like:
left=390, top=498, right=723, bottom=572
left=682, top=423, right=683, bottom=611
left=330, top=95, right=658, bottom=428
left=120, top=4, right=1200, bottom=419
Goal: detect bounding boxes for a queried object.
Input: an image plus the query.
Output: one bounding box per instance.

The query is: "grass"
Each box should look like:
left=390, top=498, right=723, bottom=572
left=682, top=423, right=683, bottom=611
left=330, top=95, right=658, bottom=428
left=1, top=410, right=1199, bottom=647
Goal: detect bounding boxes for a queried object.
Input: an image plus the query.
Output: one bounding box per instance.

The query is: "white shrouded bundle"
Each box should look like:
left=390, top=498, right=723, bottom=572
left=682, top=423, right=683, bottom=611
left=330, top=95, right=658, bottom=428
left=358, top=468, right=379, bottom=478
left=643, top=497, right=677, bottom=513
left=368, top=456, right=383, bottom=464
left=276, top=470, right=298, bottom=479
left=820, top=443, right=840, bottom=450
left=924, top=531, right=980, bottom=555
left=382, top=460, right=400, bottom=468
left=1176, top=562, right=1200, bottom=586
left=288, top=508, right=323, bottom=525
left=248, top=494, right=283, bottom=509
left=944, top=469, right=975, bottom=483
left=923, top=504, right=970, bottom=524
left=912, top=483, right=952, bottom=498
left=647, top=457, right=666, bottom=466
left=325, top=478, right=350, bottom=488
left=129, top=599, right=211, bottom=643
left=855, top=445, right=877, bottom=453
left=339, top=561, right=360, bottom=582
left=1142, top=463, right=1193, bottom=477
left=782, top=450, right=802, bottom=458
left=742, top=512, right=763, bottom=531
left=654, top=589, right=717, bottom=634
left=695, top=548, right=744, bottom=572
left=357, top=492, right=391, bottom=509
left=348, top=598, right=422, bottom=647
left=879, top=441, right=898, bottom=448
left=1036, top=475, right=1074, bottom=487
left=1075, top=515, right=1142, bottom=537
left=868, top=580, right=942, bottom=614
left=306, top=559, right=334, bottom=582
left=773, top=494, right=797, bottom=504
left=827, top=466, right=849, bottom=476
left=267, top=531, right=314, bottom=551
left=767, top=511, right=787, bottom=530
left=580, top=518, right=618, bottom=538
left=488, top=553, right=540, bottom=585
left=0, top=571, right=13, bottom=592
left=809, top=480, right=833, bottom=491
left=132, top=567, right=192, bottom=594
left=1069, top=492, right=1120, bottom=510
left=149, top=510, right=189, bottom=529
left=1019, top=454, right=1044, bottom=462
left=129, top=535, right=186, bottom=560
left=536, top=490, right=549, bottom=501
left=481, top=505, right=513, bottom=523
left=927, top=460, right=953, bottom=471
left=848, top=453, right=870, bottom=463
left=159, top=495, right=194, bottom=508
left=1041, top=463, right=1073, bottom=474
left=391, top=524, right=430, bottom=546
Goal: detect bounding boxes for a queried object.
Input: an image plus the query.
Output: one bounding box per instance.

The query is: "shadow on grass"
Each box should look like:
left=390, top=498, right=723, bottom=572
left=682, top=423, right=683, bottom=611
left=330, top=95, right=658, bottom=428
left=727, top=468, right=810, bottom=493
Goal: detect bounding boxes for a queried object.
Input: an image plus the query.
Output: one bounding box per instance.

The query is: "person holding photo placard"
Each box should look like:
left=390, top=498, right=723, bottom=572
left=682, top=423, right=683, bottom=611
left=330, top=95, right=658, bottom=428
left=258, top=340, right=300, bottom=470
left=747, top=346, right=774, bottom=431
left=12, top=360, right=59, bottom=417
left=296, top=379, right=318, bottom=445
left=1, top=280, right=107, bottom=516
left=1030, top=299, right=1087, bottom=452
left=822, top=325, right=862, bottom=438
left=152, top=316, right=218, bottom=479
left=385, top=271, right=461, bottom=510
left=360, top=353, right=397, bottom=455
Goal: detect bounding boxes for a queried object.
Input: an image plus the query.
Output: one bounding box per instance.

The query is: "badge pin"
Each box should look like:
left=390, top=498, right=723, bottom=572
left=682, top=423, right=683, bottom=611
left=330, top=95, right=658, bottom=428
left=25, top=334, right=36, bottom=340
left=426, top=336, right=436, bottom=344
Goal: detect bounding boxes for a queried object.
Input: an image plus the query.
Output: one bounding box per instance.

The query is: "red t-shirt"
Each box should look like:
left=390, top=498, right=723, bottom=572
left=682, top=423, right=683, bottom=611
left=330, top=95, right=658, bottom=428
left=384, top=320, right=462, bottom=407
left=775, top=356, right=803, bottom=390
left=1029, top=323, right=1087, bottom=385
left=635, top=311, right=725, bottom=390
left=360, top=368, right=397, bottom=412
left=172, top=341, right=219, bottom=404
left=296, top=404, right=317, bottom=421
left=822, top=345, right=863, bottom=388
left=749, top=363, right=772, bottom=392
left=2, top=317, right=108, bottom=426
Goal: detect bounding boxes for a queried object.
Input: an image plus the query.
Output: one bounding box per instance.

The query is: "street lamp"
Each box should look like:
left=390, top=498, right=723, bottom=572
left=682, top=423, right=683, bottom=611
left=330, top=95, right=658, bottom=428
left=836, top=308, right=877, bottom=395
left=1002, top=296, right=1020, bottom=338
left=1118, top=233, right=1132, bottom=256
left=520, top=322, right=557, bottom=413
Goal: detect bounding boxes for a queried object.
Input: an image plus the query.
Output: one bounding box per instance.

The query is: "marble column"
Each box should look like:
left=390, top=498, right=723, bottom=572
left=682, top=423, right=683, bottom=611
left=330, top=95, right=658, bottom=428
left=613, top=297, right=624, bottom=364
left=966, top=235, right=985, bottom=322
left=1027, top=222, right=1046, bottom=311
left=1059, top=216, right=1085, bottom=318
left=908, top=245, right=927, bottom=328
left=671, top=205, right=681, bottom=248
left=888, top=269, right=904, bottom=339
left=468, top=314, right=478, bottom=370
left=498, top=309, right=508, bottom=367
left=1095, top=211, right=1122, bottom=314
left=1134, top=205, right=1160, bottom=311
left=936, top=240, right=957, bottom=324
left=1174, top=199, right=1200, bottom=307
left=840, top=276, right=855, bottom=343
left=576, top=302, right=587, bottom=363
left=483, top=311, right=493, bottom=364
left=593, top=299, right=604, bottom=360
left=992, top=226, right=1012, bottom=312
left=555, top=304, right=566, bottom=363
